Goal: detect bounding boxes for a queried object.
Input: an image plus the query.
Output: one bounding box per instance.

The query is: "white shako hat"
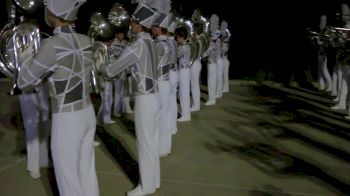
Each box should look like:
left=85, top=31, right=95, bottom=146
left=46, top=0, right=86, bottom=21
left=131, top=0, right=159, bottom=29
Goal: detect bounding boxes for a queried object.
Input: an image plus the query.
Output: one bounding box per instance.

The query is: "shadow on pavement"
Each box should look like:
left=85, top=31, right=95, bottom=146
left=204, top=84, right=350, bottom=195
left=96, top=125, right=139, bottom=186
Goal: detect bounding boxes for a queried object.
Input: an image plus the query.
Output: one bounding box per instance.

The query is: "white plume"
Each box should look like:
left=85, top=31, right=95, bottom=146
left=148, top=0, right=171, bottom=14
left=210, top=14, right=219, bottom=34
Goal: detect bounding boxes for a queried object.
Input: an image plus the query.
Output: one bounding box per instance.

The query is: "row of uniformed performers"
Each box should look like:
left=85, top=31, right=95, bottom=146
left=11, top=0, right=231, bottom=195
left=310, top=3, right=350, bottom=119
left=99, top=15, right=231, bottom=125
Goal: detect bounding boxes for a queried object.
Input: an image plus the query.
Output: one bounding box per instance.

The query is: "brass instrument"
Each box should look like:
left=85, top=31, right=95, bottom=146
left=191, top=9, right=210, bottom=56
left=306, top=27, right=336, bottom=50
left=329, top=27, right=350, bottom=63
left=12, top=0, right=45, bottom=14
left=0, top=0, right=45, bottom=95
left=175, top=18, right=200, bottom=66
left=108, top=3, right=134, bottom=43
left=88, top=3, right=131, bottom=94
left=222, top=28, right=231, bottom=42
left=220, top=20, right=231, bottom=54
left=0, top=23, right=16, bottom=80
left=89, top=12, right=113, bottom=40
left=91, top=40, right=108, bottom=94
left=88, top=12, right=112, bottom=94
left=108, top=3, right=130, bottom=30
left=328, top=26, right=350, bottom=48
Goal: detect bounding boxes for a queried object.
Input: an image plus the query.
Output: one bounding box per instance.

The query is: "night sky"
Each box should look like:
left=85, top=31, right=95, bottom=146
left=1, top=0, right=350, bottom=81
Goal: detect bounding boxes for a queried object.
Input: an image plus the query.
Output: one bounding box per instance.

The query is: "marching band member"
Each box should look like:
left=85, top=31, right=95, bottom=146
left=19, top=84, right=51, bottom=179
left=103, top=2, right=161, bottom=195
left=122, top=74, right=134, bottom=114
left=312, top=15, right=332, bottom=92
left=95, top=40, right=114, bottom=124
left=202, top=14, right=220, bottom=106
left=331, top=4, right=350, bottom=110
left=221, top=20, right=231, bottom=93
left=5, top=15, right=52, bottom=180
left=215, top=17, right=224, bottom=99
left=104, top=29, right=133, bottom=121
left=190, top=20, right=203, bottom=112
left=151, top=0, right=173, bottom=156
left=120, top=72, right=134, bottom=115
left=17, top=0, right=100, bottom=195
left=98, top=79, right=116, bottom=123
left=96, top=33, right=121, bottom=125
left=176, top=26, right=192, bottom=122
left=99, top=31, right=133, bottom=125
left=108, top=30, right=133, bottom=117
left=166, top=15, right=179, bottom=134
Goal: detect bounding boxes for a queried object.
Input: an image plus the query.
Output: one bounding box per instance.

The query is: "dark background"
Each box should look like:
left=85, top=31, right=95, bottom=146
left=1, top=0, right=350, bottom=84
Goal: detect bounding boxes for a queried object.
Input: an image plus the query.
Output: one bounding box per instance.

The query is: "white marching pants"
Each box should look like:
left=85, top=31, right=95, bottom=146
left=134, top=93, right=160, bottom=192
left=216, top=57, right=224, bottom=98
left=51, top=105, right=99, bottom=196
left=157, top=80, right=172, bottom=156
left=318, top=53, right=332, bottom=91
left=190, top=59, right=202, bottom=111
left=168, top=69, right=178, bottom=134
left=99, top=81, right=113, bottom=122
left=206, top=62, right=217, bottom=104
left=121, top=77, right=133, bottom=113
left=223, top=56, right=230, bottom=93
left=113, top=79, right=124, bottom=116
left=19, top=85, right=50, bottom=173
left=332, top=63, right=343, bottom=97
left=337, top=65, right=350, bottom=108
left=178, top=68, right=191, bottom=120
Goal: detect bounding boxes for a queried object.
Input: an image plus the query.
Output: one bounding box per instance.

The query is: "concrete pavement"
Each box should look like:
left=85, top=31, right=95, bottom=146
left=0, top=79, right=348, bottom=196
